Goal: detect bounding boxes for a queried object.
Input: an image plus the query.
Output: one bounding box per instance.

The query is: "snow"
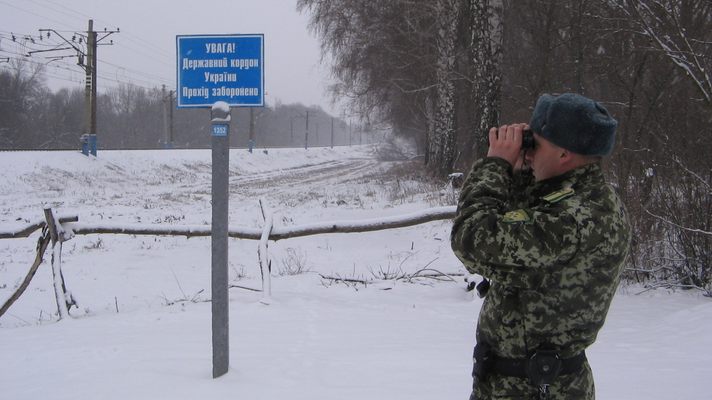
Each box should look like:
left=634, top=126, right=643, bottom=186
left=211, top=101, right=231, bottom=123
left=1, top=145, right=710, bottom=399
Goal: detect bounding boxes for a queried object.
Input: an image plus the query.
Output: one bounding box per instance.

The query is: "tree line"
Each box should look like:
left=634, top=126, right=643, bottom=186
left=0, top=60, right=361, bottom=151
left=297, top=0, right=711, bottom=294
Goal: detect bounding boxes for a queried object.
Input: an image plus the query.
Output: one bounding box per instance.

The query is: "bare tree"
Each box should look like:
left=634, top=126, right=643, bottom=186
left=614, top=0, right=712, bottom=107
left=299, top=0, right=494, bottom=176
left=0, top=59, right=45, bottom=149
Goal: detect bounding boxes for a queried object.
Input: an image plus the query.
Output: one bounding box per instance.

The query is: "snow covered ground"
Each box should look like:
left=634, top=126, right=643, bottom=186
left=0, top=145, right=710, bottom=399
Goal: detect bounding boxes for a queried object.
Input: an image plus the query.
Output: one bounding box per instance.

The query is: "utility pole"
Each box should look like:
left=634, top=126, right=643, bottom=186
left=38, top=20, right=118, bottom=156
left=290, top=118, right=294, bottom=145
left=304, top=110, right=310, bottom=150
left=290, top=113, right=306, bottom=148
left=162, top=85, right=168, bottom=148
left=169, top=89, right=174, bottom=147
left=162, top=85, right=174, bottom=149
left=248, top=108, right=255, bottom=152
left=85, top=19, right=97, bottom=155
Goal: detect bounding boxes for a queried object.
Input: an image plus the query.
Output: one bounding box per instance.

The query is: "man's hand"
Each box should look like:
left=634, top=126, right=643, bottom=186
left=487, top=124, right=527, bottom=169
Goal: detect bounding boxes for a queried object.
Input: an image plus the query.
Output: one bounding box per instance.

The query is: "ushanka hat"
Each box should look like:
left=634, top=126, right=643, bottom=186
left=529, top=93, right=618, bottom=156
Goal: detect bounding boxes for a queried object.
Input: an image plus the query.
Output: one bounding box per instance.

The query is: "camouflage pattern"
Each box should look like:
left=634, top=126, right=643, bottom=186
left=451, top=157, right=631, bottom=399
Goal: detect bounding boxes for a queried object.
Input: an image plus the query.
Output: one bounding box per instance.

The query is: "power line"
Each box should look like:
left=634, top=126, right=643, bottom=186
left=0, top=54, right=85, bottom=84
left=97, top=58, right=173, bottom=86
left=12, top=0, right=173, bottom=62
left=27, top=0, right=91, bottom=23
left=1, top=49, right=173, bottom=92
left=1, top=8, right=174, bottom=92
left=0, top=0, right=79, bottom=32
left=1, top=3, right=176, bottom=90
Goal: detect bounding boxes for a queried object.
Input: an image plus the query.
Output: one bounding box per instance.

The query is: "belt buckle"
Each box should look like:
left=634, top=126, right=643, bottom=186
left=526, top=350, right=562, bottom=386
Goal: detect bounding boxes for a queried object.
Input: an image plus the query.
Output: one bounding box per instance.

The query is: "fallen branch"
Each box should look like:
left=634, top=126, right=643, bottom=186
left=407, top=267, right=462, bottom=282
left=635, top=281, right=712, bottom=297
left=228, top=284, right=262, bottom=292
left=319, top=268, right=464, bottom=286
left=318, top=274, right=370, bottom=285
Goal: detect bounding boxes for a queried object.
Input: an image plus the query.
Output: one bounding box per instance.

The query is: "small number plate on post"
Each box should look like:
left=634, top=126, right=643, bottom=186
left=212, top=124, right=229, bottom=137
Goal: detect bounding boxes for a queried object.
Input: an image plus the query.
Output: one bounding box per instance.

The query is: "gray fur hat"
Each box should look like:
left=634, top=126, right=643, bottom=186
left=529, top=93, right=618, bottom=156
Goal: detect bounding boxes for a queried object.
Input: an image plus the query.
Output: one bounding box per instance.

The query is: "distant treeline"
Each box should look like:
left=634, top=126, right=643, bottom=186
left=0, top=65, right=366, bottom=151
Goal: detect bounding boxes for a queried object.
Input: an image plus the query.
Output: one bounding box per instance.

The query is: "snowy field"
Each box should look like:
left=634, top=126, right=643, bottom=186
left=0, top=145, right=710, bottom=399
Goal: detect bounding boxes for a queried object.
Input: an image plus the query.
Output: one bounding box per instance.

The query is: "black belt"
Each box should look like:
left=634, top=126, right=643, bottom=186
left=492, top=350, right=587, bottom=379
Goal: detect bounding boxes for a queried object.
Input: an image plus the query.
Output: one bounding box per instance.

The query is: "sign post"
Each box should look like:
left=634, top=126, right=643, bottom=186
left=177, top=33, right=264, bottom=379
left=210, top=101, right=230, bottom=378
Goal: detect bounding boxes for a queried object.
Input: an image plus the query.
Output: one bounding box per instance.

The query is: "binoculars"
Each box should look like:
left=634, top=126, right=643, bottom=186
left=522, top=128, right=535, bottom=150
left=488, top=127, right=535, bottom=150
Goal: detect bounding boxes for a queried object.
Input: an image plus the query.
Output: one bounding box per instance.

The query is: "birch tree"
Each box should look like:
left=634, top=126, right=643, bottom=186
left=431, top=0, right=460, bottom=175
left=468, top=0, right=502, bottom=158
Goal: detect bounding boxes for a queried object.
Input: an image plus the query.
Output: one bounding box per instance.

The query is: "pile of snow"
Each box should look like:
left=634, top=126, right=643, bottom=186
left=0, top=146, right=709, bottom=399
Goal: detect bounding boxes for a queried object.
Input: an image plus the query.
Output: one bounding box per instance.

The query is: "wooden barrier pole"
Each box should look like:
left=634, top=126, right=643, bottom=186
left=44, top=208, right=70, bottom=320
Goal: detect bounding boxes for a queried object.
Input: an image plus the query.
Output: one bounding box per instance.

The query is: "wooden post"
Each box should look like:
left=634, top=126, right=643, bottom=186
left=44, top=207, right=71, bottom=320
left=258, top=199, right=273, bottom=302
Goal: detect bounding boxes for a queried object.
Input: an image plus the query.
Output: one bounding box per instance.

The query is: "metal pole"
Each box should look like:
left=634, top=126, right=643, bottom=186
left=89, top=20, right=97, bottom=155
left=210, top=102, right=231, bottom=378
left=84, top=20, right=93, bottom=154
left=248, top=108, right=255, bottom=152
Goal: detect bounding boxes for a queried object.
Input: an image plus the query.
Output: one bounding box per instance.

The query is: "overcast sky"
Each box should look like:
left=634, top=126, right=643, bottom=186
left=0, top=0, right=339, bottom=115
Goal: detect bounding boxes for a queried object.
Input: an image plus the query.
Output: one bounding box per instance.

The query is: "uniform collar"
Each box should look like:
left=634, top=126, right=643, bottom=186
left=528, top=163, right=604, bottom=199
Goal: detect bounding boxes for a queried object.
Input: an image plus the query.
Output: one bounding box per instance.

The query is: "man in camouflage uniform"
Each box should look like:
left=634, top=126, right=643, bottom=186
left=451, top=93, right=631, bottom=399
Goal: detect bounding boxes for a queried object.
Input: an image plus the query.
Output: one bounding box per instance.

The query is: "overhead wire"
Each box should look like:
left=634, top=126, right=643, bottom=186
left=0, top=0, right=79, bottom=31
left=0, top=30, right=85, bottom=80
left=0, top=55, right=85, bottom=85
left=1, top=42, right=161, bottom=92
left=38, top=1, right=177, bottom=87
left=27, top=0, right=92, bottom=24
left=1, top=1, right=176, bottom=91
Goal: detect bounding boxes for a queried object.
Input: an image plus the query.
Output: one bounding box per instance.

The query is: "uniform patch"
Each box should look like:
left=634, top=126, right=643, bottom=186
left=502, top=209, right=530, bottom=223
left=542, top=187, right=575, bottom=203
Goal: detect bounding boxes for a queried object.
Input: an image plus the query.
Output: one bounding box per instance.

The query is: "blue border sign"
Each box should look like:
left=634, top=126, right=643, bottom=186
left=177, top=34, right=264, bottom=108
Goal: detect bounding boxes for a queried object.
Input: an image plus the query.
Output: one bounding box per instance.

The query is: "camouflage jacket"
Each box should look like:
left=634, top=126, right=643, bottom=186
left=451, top=157, right=630, bottom=360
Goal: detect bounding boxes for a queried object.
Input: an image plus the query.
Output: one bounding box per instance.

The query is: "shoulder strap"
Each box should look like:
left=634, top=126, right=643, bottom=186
left=541, top=187, right=575, bottom=203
